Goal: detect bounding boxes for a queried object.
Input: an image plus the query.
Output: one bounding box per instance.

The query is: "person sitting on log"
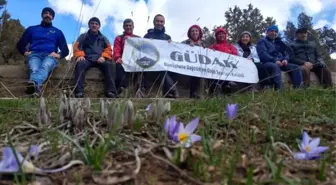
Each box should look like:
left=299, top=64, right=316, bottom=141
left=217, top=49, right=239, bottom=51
left=181, top=24, right=205, bottom=99
left=256, top=25, right=303, bottom=90
left=288, top=27, right=333, bottom=88
left=234, top=31, right=273, bottom=91
left=143, top=14, right=179, bottom=98
left=16, top=7, right=69, bottom=97
left=208, top=27, right=238, bottom=96
left=113, top=18, right=140, bottom=96
left=72, top=17, right=117, bottom=98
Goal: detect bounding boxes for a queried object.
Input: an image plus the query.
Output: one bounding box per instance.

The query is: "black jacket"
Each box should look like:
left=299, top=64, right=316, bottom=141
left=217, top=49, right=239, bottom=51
left=144, top=27, right=171, bottom=41
left=288, top=39, right=322, bottom=65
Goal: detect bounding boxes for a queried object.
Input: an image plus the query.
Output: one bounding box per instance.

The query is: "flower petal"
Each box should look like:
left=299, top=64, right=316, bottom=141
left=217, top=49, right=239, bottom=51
left=190, top=134, right=202, bottom=143
left=184, top=118, right=199, bottom=134
left=0, top=147, right=24, bottom=173
left=163, top=116, right=171, bottom=133
left=293, top=152, right=308, bottom=160
left=27, top=145, right=39, bottom=159
left=177, top=122, right=185, bottom=134
left=308, top=138, right=320, bottom=149
left=302, top=131, right=309, bottom=146
left=311, top=146, right=329, bottom=154
left=145, top=104, right=151, bottom=111
left=226, top=104, right=238, bottom=120
left=169, top=118, right=179, bottom=136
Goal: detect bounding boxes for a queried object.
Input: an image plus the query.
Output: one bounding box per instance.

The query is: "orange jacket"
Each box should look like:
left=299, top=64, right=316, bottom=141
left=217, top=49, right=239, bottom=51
left=73, top=31, right=112, bottom=61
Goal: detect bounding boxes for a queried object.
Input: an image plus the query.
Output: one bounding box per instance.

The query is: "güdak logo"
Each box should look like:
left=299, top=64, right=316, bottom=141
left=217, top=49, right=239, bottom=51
left=132, top=41, right=159, bottom=69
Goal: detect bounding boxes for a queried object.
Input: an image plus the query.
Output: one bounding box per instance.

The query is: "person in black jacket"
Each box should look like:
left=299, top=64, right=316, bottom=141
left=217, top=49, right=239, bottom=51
left=72, top=17, right=117, bottom=98
left=142, top=14, right=178, bottom=98
left=289, top=28, right=333, bottom=88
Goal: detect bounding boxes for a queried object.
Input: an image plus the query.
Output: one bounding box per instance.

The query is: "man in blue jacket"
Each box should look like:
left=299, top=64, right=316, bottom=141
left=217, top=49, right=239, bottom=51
left=256, top=25, right=303, bottom=90
left=142, top=14, right=178, bottom=98
left=17, top=7, right=69, bottom=96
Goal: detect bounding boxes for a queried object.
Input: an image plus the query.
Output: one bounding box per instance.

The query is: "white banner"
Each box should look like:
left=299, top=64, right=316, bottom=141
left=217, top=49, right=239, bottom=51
left=121, top=37, right=259, bottom=83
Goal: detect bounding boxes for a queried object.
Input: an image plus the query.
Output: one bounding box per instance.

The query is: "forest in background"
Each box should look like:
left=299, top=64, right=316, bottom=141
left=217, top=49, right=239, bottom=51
left=0, top=1, right=335, bottom=70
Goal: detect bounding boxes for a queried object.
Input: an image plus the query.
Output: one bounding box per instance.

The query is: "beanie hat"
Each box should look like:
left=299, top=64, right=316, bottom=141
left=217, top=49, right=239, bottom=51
left=89, top=17, right=101, bottom=26
left=240, top=31, right=251, bottom=38
left=41, top=7, right=55, bottom=18
left=266, top=25, right=279, bottom=33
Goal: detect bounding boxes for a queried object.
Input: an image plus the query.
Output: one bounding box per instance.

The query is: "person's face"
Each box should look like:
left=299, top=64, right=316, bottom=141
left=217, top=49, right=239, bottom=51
left=240, top=34, right=251, bottom=45
left=217, top=32, right=226, bottom=41
left=123, top=22, right=134, bottom=34
left=42, top=11, right=53, bottom=23
left=296, top=32, right=308, bottom=41
left=190, top=27, right=200, bottom=41
left=267, top=30, right=278, bottom=40
left=154, top=16, right=165, bottom=30
left=89, top=21, right=100, bottom=33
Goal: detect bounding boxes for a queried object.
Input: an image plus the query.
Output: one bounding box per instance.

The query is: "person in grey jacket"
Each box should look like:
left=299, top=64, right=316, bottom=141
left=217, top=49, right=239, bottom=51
left=234, top=31, right=272, bottom=90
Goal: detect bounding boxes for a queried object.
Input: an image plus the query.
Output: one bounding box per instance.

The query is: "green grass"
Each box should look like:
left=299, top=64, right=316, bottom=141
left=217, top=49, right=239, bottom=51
left=0, top=87, right=335, bottom=185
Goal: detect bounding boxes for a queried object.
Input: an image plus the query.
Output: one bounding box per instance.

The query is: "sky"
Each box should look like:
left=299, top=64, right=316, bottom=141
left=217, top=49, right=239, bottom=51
left=5, top=0, right=336, bottom=59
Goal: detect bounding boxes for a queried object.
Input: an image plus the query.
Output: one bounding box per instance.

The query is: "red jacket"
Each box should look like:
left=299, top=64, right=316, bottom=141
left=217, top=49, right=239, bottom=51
left=209, top=27, right=238, bottom=55
left=113, top=33, right=140, bottom=61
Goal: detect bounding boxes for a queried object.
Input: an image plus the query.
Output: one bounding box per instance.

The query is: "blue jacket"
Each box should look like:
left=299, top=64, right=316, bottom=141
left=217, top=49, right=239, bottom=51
left=256, top=37, right=289, bottom=63
left=234, top=43, right=260, bottom=63
left=144, top=27, right=171, bottom=41
left=16, top=22, right=69, bottom=59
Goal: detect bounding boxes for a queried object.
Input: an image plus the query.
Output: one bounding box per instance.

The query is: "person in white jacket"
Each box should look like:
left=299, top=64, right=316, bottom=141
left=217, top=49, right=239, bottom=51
left=234, top=31, right=272, bottom=90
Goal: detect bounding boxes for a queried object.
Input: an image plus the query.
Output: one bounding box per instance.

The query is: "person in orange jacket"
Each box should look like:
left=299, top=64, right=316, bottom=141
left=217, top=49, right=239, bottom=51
left=73, top=17, right=116, bottom=98
left=208, top=27, right=238, bottom=95
left=113, top=18, right=140, bottom=95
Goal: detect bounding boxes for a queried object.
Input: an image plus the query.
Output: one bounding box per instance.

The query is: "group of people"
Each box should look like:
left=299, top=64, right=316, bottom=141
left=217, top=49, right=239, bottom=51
left=16, top=7, right=333, bottom=98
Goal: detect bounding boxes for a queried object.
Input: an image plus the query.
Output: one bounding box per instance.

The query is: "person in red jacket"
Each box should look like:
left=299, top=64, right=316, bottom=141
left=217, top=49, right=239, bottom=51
left=208, top=27, right=238, bottom=96
left=113, top=18, right=140, bottom=95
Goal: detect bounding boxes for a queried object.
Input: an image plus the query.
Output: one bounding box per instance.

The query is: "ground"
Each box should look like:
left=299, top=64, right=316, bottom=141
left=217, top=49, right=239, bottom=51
left=0, top=87, right=335, bottom=185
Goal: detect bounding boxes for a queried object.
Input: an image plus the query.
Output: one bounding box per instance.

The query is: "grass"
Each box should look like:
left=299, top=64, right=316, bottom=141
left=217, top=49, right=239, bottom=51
left=0, top=87, right=335, bottom=185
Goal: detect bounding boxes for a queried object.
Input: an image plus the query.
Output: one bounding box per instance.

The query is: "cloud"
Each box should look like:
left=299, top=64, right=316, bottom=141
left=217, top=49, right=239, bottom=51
left=65, top=44, right=73, bottom=60
left=331, top=52, right=336, bottom=59
left=49, top=0, right=333, bottom=43
left=314, top=20, right=332, bottom=29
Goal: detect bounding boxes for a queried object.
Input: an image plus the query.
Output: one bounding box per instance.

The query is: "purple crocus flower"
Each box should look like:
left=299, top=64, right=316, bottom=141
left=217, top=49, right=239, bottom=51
left=294, top=131, right=329, bottom=160
left=174, top=118, right=202, bottom=148
left=226, top=104, right=238, bottom=121
left=163, top=115, right=179, bottom=140
left=145, top=104, right=151, bottom=111
left=0, top=145, right=38, bottom=173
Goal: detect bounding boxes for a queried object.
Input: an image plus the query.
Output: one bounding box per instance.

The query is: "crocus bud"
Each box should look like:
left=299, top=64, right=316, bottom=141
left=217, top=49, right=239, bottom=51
left=83, top=98, right=91, bottom=114
left=123, top=100, right=135, bottom=127
left=38, top=97, right=50, bottom=126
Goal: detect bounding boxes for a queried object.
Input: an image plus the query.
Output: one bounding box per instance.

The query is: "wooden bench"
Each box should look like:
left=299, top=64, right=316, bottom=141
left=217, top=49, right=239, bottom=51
left=0, top=63, right=334, bottom=98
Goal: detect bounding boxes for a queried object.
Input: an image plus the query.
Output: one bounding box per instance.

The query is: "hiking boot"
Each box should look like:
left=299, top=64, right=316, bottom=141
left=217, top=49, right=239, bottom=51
left=106, top=92, right=118, bottom=98
left=165, top=90, right=179, bottom=99
left=25, top=81, right=37, bottom=95
left=190, top=92, right=200, bottom=99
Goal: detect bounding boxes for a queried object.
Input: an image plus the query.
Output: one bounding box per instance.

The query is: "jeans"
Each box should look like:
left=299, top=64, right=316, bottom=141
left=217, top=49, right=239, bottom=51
left=74, top=60, right=116, bottom=94
left=263, top=62, right=303, bottom=89
left=27, top=53, right=57, bottom=87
